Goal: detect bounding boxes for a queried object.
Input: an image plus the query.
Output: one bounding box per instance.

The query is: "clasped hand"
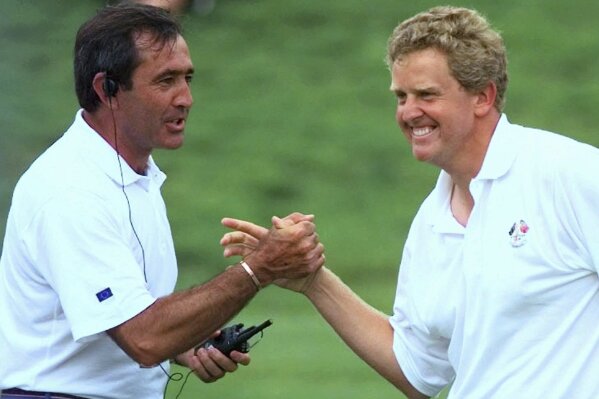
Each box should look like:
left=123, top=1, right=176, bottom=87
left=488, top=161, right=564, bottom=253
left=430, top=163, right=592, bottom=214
left=183, top=212, right=324, bottom=384
left=220, top=212, right=326, bottom=292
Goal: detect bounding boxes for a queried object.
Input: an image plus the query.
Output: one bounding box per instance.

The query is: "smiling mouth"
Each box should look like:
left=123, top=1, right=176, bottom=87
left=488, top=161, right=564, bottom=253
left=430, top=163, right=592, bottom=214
left=412, top=126, right=435, bottom=137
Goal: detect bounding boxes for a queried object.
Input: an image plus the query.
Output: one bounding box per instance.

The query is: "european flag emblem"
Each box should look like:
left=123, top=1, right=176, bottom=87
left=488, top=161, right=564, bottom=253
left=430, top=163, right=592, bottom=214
left=96, top=287, right=113, bottom=302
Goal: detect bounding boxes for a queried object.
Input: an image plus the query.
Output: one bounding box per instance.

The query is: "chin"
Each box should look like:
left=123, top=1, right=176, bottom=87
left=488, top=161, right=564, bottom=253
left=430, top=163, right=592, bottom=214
left=412, top=148, right=431, bottom=162
left=165, top=142, right=184, bottom=150
left=161, top=135, right=185, bottom=150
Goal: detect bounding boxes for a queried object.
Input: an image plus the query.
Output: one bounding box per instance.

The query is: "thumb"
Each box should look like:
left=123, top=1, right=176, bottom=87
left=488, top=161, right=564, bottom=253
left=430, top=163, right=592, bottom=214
left=273, top=213, right=314, bottom=229
left=272, top=216, right=294, bottom=229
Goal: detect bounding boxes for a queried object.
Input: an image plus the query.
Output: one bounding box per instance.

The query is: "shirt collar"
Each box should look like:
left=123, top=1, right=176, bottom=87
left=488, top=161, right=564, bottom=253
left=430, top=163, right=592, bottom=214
left=473, top=114, right=517, bottom=181
left=428, top=171, right=464, bottom=233
left=425, top=114, right=517, bottom=232
left=66, top=109, right=166, bottom=191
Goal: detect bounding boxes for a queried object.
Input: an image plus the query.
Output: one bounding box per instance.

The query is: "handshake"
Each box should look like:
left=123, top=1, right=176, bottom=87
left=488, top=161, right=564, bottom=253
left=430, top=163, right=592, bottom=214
left=219, top=212, right=326, bottom=293
left=175, top=213, right=326, bottom=385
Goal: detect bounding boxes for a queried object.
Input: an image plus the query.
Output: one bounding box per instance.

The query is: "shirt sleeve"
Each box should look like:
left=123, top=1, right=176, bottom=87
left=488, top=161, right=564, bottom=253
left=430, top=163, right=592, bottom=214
left=389, top=216, right=455, bottom=397
left=23, top=189, right=156, bottom=342
left=553, top=140, right=599, bottom=273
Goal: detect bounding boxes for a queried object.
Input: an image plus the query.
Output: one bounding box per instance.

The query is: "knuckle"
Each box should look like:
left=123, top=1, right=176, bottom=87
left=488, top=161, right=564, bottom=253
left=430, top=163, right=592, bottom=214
left=299, top=241, right=314, bottom=253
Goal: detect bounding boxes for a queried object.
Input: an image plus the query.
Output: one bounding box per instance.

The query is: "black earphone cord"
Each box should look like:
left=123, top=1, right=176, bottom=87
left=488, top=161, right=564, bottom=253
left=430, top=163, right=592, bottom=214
left=107, top=84, right=192, bottom=398
left=107, top=94, right=147, bottom=282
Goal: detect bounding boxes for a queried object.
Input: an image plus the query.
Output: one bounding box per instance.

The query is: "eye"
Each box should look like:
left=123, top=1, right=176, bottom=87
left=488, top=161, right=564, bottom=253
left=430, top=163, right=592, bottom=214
left=159, top=76, right=175, bottom=86
left=419, top=90, right=439, bottom=101
left=395, top=92, right=407, bottom=105
left=185, top=74, right=193, bottom=84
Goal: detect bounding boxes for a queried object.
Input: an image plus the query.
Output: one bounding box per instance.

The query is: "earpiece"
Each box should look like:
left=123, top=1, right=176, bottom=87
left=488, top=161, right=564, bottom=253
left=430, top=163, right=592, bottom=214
left=104, top=75, right=118, bottom=97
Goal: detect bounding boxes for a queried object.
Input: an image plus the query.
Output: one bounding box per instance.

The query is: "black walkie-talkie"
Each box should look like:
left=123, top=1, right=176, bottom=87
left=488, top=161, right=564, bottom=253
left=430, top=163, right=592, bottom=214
left=195, top=319, right=273, bottom=357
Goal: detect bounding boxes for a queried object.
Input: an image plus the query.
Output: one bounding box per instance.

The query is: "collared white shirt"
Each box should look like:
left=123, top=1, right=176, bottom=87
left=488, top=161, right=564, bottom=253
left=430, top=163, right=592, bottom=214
left=390, top=115, right=599, bottom=398
left=0, top=110, right=178, bottom=399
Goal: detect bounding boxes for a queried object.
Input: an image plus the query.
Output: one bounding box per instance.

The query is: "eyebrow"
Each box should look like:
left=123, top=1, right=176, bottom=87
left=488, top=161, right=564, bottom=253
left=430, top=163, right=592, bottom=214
left=389, top=85, right=403, bottom=95
left=390, top=85, right=440, bottom=95
left=155, top=67, right=195, bottom=80
left=415, top=87, right=440, bottom=95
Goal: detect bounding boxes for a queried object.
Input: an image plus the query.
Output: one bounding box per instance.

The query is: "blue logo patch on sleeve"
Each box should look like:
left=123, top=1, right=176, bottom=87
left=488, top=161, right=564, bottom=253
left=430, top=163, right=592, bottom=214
left=96, top=287, right=113, bottom=302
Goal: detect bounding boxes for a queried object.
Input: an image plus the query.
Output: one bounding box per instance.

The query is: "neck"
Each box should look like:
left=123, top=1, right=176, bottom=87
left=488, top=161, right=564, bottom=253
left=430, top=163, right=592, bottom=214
left=450, top=182, right=474, bottom=227
left=445, top=112, right=501, bottom=181
left=82, top=109, right=149, bottom=175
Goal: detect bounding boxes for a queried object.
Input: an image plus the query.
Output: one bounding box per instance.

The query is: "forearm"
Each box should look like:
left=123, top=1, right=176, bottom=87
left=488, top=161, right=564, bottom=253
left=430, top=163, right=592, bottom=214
left=109, top=263, right=257, bottom=366
left=112, top=215, right=323, bottom=366
left=305, top=267, right=427, bottom=399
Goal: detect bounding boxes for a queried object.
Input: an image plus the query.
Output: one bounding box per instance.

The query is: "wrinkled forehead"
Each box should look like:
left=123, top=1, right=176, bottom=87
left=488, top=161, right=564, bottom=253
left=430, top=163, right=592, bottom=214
left=129, top=32, right=193, bottom=80
left=133, top=30, right=181, bottom=55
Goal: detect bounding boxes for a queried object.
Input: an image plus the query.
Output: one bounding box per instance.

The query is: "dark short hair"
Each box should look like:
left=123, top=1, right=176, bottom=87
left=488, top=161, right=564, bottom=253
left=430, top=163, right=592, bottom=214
left=74, top=3, right=182, bottom=112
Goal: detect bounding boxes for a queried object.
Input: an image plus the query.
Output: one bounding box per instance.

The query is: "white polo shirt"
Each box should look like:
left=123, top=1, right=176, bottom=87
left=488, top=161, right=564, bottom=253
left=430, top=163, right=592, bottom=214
left=0, top=110, right=178, bottom=399
left=390, top=115, right=599, bottom=398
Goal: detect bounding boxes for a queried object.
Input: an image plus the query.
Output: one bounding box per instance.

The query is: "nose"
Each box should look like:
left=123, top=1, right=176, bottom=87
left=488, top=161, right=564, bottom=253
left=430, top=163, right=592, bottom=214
left=397, top=95, right=423, bottom=124
left=174, top=81, right=193, bottom=109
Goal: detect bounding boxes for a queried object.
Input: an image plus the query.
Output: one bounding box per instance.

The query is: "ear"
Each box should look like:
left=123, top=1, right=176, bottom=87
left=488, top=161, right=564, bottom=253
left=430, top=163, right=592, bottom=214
left=92, top=72, right=118, bottom=108
left=473, top=81, right=497, bottom=117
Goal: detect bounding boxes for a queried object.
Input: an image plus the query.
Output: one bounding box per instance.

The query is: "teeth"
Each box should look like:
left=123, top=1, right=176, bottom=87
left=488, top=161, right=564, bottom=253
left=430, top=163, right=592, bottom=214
left=412, top=126, right=433, bottom=137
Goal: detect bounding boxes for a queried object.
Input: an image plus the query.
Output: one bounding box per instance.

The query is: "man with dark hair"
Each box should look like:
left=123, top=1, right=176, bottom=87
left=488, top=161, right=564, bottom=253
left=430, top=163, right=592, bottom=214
left=0, top=4, right=324, bottom=398
left=220, top=6, right=599, bottom=399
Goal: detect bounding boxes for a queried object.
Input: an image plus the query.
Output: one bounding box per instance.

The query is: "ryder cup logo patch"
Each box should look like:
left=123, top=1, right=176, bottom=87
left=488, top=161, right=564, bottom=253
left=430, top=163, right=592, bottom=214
left=508, top=220, right=529, bottom=247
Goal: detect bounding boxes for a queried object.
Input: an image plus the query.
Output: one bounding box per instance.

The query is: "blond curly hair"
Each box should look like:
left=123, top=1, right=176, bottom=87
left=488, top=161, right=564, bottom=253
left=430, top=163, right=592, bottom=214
left=386, top=6, right=508, bottom=111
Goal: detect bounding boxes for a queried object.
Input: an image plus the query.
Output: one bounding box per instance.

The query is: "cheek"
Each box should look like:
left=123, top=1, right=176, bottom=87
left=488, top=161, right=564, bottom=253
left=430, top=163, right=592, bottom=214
left=395, top=106, right=403, bottom=125
left=395, top=107, right=411, bottom=133
left=400, top=127, right=412, bottom=144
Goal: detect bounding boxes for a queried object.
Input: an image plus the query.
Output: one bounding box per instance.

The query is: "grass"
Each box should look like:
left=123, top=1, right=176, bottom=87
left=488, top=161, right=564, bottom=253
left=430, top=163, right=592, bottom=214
left=2, top=1, right=599, bottom=398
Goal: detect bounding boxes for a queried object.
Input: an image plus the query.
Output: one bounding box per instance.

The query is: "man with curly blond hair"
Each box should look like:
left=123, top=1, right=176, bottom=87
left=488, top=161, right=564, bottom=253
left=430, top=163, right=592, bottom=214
left=221, top=6, right=599, bottom=399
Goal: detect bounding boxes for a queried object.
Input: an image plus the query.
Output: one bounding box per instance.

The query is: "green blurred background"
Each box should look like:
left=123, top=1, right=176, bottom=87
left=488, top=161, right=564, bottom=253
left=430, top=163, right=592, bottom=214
left=1, top=1, right=599, bottom=398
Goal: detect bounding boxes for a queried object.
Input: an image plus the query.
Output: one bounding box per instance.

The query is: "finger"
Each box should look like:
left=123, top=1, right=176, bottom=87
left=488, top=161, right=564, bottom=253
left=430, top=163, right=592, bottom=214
left=306, top=243, right=326, bottom=266
left=272, top=216, right=295, bottom=229
left=272, top=213, right=315, bottom=229
left=311, top=232, right=320, bottom=244
left=206, top=346, right=239, bottom=373
left=229, top=351, right=251, bottom=366
left=222, top=218, right=269, bottom=238
left=283, top=212, right=315, bottom=223
left=273, top=220, right=316, bottom=238
left=295, top=220, right=316, bottom=236
left=220, top=231, right=259, bottom=247
left=191, top=347, right=223, bottom=382
left=223, top=245, right=254, bottom=258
